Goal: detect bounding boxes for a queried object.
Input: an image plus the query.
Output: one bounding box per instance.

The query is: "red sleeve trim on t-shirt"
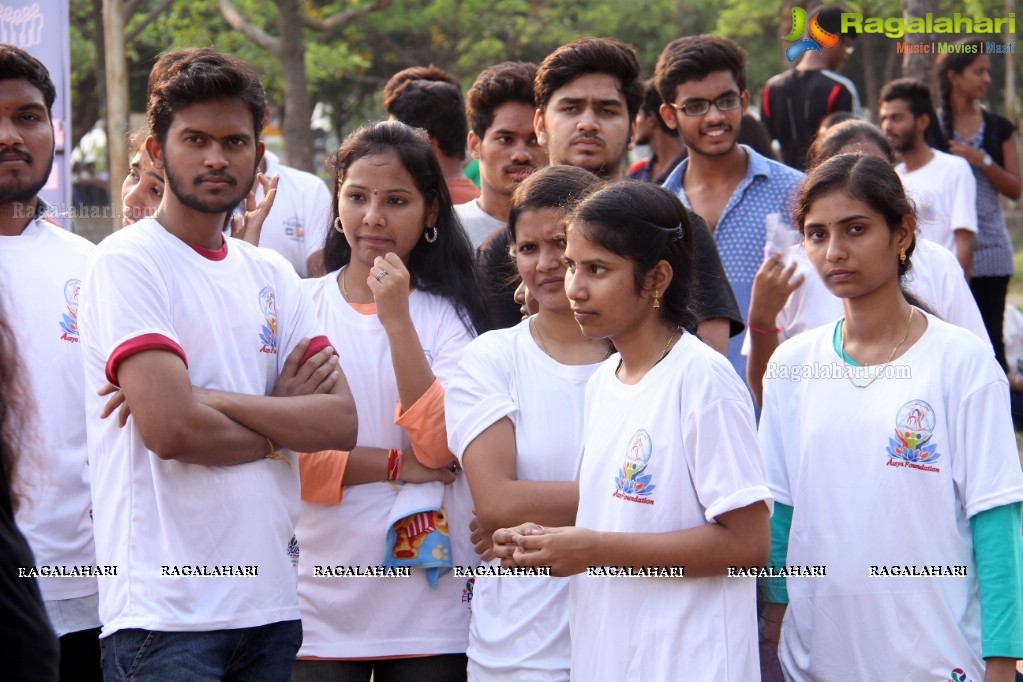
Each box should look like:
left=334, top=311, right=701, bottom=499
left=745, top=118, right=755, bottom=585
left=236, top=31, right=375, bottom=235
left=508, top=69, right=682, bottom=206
left=299, top=335, right=337, bottom=365
left=105, top=333, right=188, bottom=386
left=187, top=239, right=229, bottom=261
left=826, top=85, right=841, bottom=114
left=628, top=158, right=649, bottom=174
left=762, top=86, right=771, bottom=119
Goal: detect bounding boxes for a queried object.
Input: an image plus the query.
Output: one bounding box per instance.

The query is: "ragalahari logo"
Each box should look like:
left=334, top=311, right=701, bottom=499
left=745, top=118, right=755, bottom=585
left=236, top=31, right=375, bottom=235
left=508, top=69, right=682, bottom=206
left=783, top=7, right=840, bottom=62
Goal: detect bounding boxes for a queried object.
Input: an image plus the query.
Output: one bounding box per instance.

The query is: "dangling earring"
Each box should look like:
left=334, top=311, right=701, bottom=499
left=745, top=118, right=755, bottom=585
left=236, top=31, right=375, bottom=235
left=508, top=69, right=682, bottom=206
left=653, top=290, right=661, bottom=309
left=424, top=225, right=438, bottom=244
left=899, top=247, right=906, bottom=265
left=333, top=217, right=344, bottom=234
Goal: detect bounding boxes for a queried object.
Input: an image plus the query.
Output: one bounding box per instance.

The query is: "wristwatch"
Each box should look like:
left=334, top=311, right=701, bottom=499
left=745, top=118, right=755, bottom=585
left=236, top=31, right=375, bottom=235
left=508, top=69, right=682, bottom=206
left=982, top=153, right=994, bottom=168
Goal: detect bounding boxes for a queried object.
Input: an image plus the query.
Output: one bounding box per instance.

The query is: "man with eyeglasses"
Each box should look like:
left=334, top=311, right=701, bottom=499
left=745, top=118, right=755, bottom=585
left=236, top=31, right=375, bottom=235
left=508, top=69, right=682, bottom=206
left=762, top=4, right=860, bottom=170
left=658, top=35, right=803, bottom=387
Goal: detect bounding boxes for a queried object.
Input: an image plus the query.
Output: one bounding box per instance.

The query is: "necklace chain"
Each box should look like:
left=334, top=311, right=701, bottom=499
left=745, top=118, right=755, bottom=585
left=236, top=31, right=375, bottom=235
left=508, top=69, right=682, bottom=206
left=659, top=328, right=679, bottom=360
left=615, top=326, right=680, bottom=377
left=341, top=267, right=350, bottom=302
left=531, top=316, right=612, bottom=363
left=840, top=307, right=914, bottom=389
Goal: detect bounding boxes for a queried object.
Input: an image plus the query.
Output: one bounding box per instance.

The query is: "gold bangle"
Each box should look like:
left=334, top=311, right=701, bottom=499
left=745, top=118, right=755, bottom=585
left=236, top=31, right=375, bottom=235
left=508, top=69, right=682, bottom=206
left=265, top=436, right=291, bottom=468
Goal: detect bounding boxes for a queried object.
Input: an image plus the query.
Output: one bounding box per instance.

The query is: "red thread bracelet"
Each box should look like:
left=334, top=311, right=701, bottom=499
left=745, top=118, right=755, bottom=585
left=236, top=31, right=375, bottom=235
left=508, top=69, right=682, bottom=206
left=747, top=323, right=781, bottom=335
left=386, top=448, right=403, bottom=481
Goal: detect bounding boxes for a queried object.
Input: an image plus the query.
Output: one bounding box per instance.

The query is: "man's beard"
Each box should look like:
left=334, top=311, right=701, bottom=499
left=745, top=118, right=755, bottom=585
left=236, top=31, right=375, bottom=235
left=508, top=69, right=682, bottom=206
left=163, top=158, right=253, bottom=215
left=581, top=146, right=627, bottom=179
left=0, top=148, right=52, bottom=206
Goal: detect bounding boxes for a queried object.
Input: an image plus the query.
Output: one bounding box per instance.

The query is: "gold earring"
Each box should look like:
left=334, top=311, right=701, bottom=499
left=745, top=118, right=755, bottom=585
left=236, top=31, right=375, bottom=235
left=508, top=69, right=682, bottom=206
left=653, top=290, right=660, bottom=309
left=899, top=247, right=906, bottom=265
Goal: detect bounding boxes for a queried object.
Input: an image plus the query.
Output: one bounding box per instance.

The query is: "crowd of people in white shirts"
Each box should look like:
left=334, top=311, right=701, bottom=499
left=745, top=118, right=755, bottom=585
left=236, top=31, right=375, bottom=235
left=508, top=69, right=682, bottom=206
left=1, top=18, right=1022, bottom=682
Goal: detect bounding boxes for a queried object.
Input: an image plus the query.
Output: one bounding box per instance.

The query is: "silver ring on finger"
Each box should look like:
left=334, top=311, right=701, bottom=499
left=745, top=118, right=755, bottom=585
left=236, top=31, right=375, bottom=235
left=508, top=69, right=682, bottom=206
left=375, top=270, right=388, bottom=281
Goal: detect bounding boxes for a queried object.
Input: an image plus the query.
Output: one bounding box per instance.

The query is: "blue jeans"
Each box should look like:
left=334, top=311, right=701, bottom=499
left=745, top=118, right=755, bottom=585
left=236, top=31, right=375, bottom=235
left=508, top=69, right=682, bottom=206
left=101, top=620, right=301, bottom=681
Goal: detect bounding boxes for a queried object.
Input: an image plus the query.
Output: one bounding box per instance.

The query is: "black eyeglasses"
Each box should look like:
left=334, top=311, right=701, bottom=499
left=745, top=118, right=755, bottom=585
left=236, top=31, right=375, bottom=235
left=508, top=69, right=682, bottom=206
left=669, top=95, right=742, bottom=117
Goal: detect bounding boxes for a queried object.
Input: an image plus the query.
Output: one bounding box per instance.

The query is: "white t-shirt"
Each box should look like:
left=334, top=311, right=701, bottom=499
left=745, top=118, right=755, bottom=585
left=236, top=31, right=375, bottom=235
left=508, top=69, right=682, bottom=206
left=0, top=218, right=96, bottom=602
left=897, top=150, right=977, bottom=255
left=79, top=218, right=324, bottom=636
left=455, top=199, right=505, bottom=250
left=446, top=318, right=601, bottom=682
left=759, top=313, right=1023, bottom=681
left=296, top=273, right=476, bottom=658
left=571, top=333, right=772, bottom=682
left=743, top=238, right=990, bottom=351
left=253, top=150, right=332, bottom=277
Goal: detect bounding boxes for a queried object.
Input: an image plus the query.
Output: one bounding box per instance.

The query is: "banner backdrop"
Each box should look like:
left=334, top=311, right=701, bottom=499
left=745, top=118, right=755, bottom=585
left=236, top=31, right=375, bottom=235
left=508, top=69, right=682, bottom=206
left=1, top=1, right=72, bottom=229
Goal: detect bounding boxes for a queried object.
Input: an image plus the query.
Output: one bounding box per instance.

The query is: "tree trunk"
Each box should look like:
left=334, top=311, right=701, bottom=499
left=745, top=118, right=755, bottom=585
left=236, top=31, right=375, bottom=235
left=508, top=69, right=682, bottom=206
left=73, top=0, right=108, bottom=152
left=901, top=0, right=939, bottom=100
left=860, top=32, right=877, bottom=121
left=104, top=0, right=129, bottom=232
left=71, top=70, right=101, bottom=152
left=277, top=0, right=313, bottom=171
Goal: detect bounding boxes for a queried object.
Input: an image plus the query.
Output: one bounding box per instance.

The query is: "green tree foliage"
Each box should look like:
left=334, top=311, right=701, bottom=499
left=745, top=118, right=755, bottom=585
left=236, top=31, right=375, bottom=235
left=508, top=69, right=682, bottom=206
left=333, top=0, right=719, bottom=128
left=69, top=0, right=1017, bottom=160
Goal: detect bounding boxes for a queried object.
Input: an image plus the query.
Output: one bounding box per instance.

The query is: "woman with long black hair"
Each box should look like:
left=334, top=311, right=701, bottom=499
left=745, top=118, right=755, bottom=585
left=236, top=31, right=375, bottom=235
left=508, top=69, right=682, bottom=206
left=446, top=165, right=605, bottom=681
left=760, top=154, right=1023, bottom=681
left=293, top=120, right=487, bottom=681
left=0, top=305, right=59, bottom=680
left=936, top=39, right=1022, bottom=371
left=493, top=182, right=771, bottom=681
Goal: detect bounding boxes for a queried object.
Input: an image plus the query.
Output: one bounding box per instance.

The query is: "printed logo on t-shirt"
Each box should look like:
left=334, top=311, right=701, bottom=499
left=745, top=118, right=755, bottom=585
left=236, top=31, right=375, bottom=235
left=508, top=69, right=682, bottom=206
left=59, top=278, right=82, bottom=343
left=287, top=534, right=299, bottom=566
left=258, top=285, right=279, bottom=354
left=612, top=429, right=656, bottom=504
left=283, top=216, right=305, bottom=241
left=885, top=399, right=942, bottom=473
left=915, top=197, right=935, bottom=223
left=949, top=668, right=971, bottom=682
left=461, top=577, right=474, bottom=608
